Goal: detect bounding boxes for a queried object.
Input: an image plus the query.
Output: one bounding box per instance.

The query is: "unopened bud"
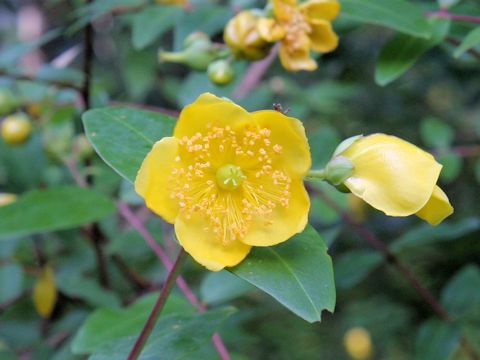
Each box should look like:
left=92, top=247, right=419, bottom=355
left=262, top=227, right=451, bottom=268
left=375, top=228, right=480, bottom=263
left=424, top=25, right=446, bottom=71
left=1, top=113, right=32, bottom=145
left=159, top=32, right=219, bottom=70
left=343, top=327, right=373, bottom=360
left=224, top=10, right=272, bottom=60
left=208, top=60, right=235, bottom=86
left=325, top=156, right=354, bottom=186
left=73, top=134, right=95, bottom=160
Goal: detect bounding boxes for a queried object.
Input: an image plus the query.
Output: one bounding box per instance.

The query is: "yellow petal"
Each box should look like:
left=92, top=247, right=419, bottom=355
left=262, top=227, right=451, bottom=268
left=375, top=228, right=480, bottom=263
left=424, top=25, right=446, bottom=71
left=251, top=110, right=311, bottom=176
left=175, top=212, right=252, bottom=271
left=300, top=0, right=340, bottom=22
left=174, top=93, right=251, bottom=139
left=309, top=20, right=339, bottom=53
left=257, top=18, right=286, bottom=42
left=241, top=179, right=310, bottom=246
left=416, top=186, right=453, bottom=225
left=135, top=137, right=180, bottom=223
left=341, top=134, right=442, bottom=216
left=33, top=265, right=57, bottom=318
left=272, top=0, right=297, bottom=21
left=279, top=43, right=317, bottom=71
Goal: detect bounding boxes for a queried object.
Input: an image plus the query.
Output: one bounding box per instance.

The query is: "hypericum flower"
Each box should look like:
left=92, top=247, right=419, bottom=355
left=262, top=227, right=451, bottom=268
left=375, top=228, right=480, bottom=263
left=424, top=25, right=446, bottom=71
left=327, top=134, right=453, bottom=225
left=257, top=0, right=340, bottom=71
left=224, top=10, right=273, bottom=60
left=135, top=93, right=311, bottom=270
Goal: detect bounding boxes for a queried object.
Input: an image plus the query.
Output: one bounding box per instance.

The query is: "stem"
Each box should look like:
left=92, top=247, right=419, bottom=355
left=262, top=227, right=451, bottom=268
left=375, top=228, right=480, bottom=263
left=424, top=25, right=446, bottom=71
left=117, top=202, right=231, bottom=360
left=305, top=169, right=326, bottom=182
left=127, top=248, right=187, bottom=360
left=233, top=43, right=279, bottom=100
left=82, top=1, right=93, bottom=110
left=425, top=10, right=480, bottom=24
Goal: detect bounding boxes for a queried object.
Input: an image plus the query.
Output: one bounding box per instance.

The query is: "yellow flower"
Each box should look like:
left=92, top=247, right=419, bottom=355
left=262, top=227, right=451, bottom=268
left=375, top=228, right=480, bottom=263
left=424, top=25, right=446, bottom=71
left=331, top=134, right=453, bottom=225
left=257, top=0, right=340, bottom=71
left=343, top=327, right=373, bottom=360
left=135, top=93, right=311, bottom=271
left=224, top=10, right=273, bottom=60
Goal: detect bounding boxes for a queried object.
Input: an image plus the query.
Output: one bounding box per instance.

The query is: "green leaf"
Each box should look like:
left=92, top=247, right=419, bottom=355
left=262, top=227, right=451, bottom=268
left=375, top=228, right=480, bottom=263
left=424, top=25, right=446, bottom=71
left=340, top=0, right=431, bottom=38
left=375, top=18, right=450, bottom=86
left=230, top=225, right=335, bottom=323
left=200, top=270, right=254, bottom=305
left=72, top=293, right=194, bottom=354
left=0, top=263, right=23, bottom=303
left=441, top=264, right=480, bottom=321
left=83, top=107, right=176, bottom=183
left=88, top=307, right=235, bottom=360
left=454, top=26, right=480, bottom=58
left=334, top=250, right=382, bottom=289
left=420, top=117, right=454, bottom=148
left=131, top=5, right=182, bottom=50
left=437, top=0, right=461, bottom=9
left=0, top=187, right=116, bottom=240
left=415, top=319, right=460, bottom=360
left=391, top=217, right=480, bottom=252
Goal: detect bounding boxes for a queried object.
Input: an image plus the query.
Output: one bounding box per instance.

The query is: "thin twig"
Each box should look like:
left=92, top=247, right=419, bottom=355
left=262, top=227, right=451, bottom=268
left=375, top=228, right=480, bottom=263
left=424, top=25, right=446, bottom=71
left=425, top=10, right=480, bottom=24
left=445, top=37, right=480, bottom=60
left=233, top=43, right=280, bottom=100
left=127, top=248, right=187, bottom=360
left=112, top=254, right=154, bottom=292
left=309, top=185, right=480, bottom=359
left=117, top=202, right=230, bottom=360
left=82, top=1, right=93, bottom=110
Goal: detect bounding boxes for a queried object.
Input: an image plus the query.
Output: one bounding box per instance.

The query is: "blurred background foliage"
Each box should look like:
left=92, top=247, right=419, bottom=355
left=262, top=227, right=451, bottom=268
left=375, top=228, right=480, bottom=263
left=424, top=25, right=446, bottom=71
left=0, top=0, right=479, bottom=359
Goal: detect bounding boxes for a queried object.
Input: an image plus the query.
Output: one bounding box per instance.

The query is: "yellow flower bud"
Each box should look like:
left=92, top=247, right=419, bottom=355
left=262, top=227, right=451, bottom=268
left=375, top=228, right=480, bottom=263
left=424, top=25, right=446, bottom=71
left=33, top=265, right=57, bottom=318
left=0, top=193, right=17, bottom=207
left=343, top=327, right=373, bottom=360
left=207, top=59, right=235, bottom=86
left=1, top=113, right=32, bottom=145
left=224, top=10, right=272, bottom=61
left=332, top=134, right=453, bottom=225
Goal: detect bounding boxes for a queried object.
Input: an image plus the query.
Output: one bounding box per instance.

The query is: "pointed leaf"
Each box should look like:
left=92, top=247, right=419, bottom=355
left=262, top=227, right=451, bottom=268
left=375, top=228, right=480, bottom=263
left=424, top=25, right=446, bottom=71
left=0, top=186, right=115, bottom=240
left=340, top=0, right=431, bottom=38
left=454, top=26, right=480, bottom=58
left=230, top=225, right=335, bottom=323
left=83, top=107, right=176, bottom=183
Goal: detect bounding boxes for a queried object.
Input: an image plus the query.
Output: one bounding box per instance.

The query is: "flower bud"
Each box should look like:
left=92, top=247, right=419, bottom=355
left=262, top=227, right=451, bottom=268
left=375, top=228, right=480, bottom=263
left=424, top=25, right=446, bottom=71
left=0, top=89, right=17, bottom=116
left=1, top=113, right=32, bottom=145
left=159, top=32, right=218, bottom=70
left=208, top=60, right=235, bottom=86
left=343, top=327, right=373, bottom=360
left=224, top=10, right=272, bottom=61
left=324, top=156, right=354, bottom=186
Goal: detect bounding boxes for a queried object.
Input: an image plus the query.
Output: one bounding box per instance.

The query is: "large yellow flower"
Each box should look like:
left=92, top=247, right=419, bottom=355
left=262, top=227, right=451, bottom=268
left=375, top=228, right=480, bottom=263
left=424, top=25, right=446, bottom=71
left=135, top=93, right=311, bottom=270
left=333, top=134, right=453, bottom=225
left=257, top=0, right=340, bottom=71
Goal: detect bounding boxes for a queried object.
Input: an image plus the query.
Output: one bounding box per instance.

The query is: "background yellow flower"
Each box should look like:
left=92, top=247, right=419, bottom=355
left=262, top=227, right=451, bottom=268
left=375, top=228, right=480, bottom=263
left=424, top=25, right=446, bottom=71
left=135, top=93, right=311, bottom=270
left=257, top=0, right=340, bottom=71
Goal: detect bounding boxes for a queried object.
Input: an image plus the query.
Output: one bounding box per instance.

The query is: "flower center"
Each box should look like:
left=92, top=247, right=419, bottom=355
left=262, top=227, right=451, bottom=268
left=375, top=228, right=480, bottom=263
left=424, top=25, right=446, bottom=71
left=216, top=164, right=245, bottom=191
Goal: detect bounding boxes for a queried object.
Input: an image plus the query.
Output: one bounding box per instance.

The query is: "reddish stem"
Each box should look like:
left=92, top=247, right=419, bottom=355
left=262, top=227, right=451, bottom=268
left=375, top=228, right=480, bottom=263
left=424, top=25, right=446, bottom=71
left=425, top=10, right=480, bottom=24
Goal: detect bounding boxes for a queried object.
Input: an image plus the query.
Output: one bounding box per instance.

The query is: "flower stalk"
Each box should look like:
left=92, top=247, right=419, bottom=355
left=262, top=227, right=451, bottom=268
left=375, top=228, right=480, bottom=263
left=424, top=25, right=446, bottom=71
left=127, top=248, right=188, bottom=360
